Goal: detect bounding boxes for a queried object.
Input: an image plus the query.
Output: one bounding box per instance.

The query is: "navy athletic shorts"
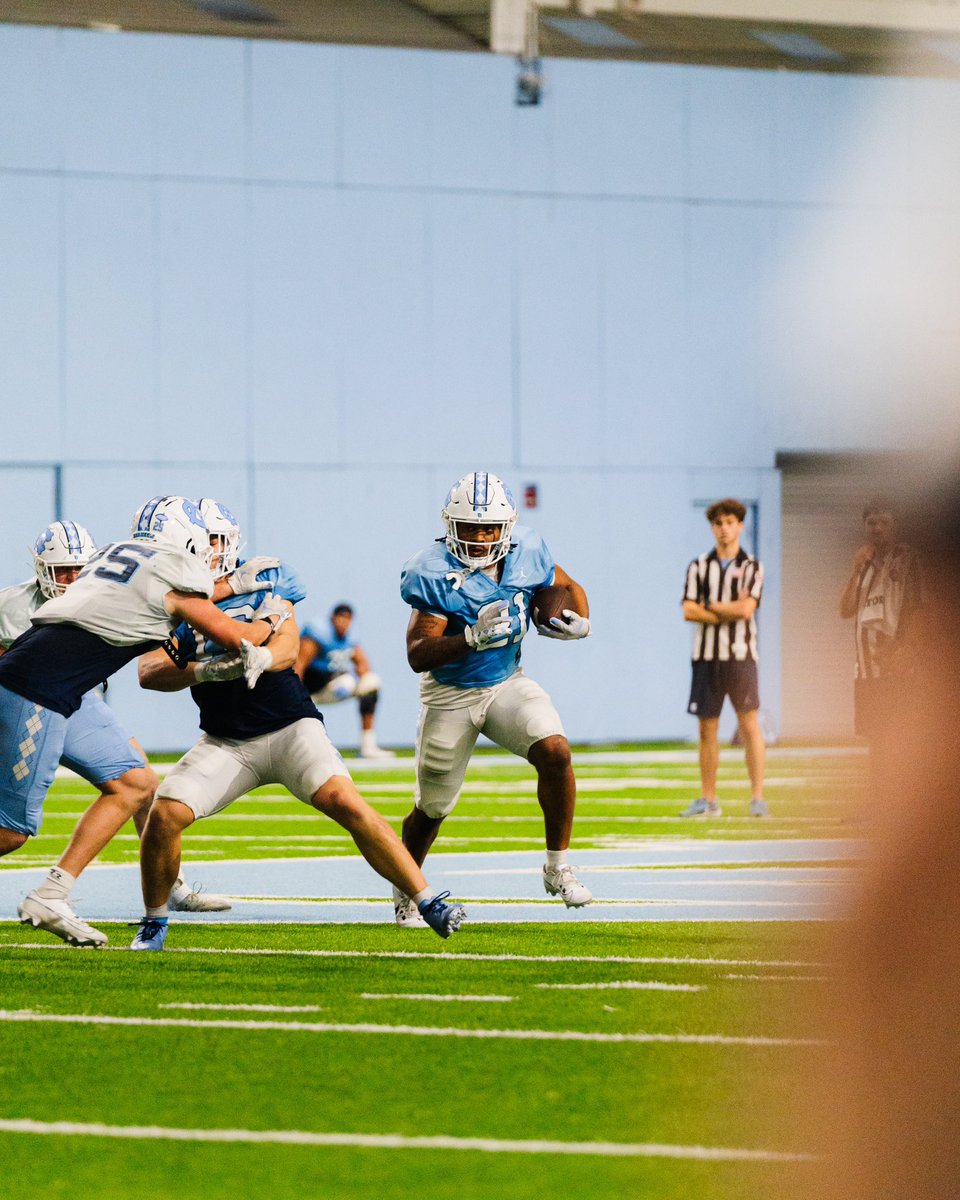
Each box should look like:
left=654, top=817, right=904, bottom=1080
left=687, top=659, right=760, bottom=720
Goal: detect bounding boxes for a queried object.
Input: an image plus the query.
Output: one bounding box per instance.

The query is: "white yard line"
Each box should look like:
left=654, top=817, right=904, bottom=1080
left=158, top=1003, right=325, bottom=1013
left=1, top=942, right=827, bottom=967
left=0, top=1010, right=825, bottom=1046
left=359, top=993, right=515, bottom=1002
left=535, top=982, right=704, bottom=992
left=724, top=974, right=832, bottom=982
left=0, top=1117, right=815, bottom=1161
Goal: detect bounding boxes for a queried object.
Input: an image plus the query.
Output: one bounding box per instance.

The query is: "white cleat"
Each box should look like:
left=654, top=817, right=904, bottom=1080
left=393, top=889, right=428, bottom=929
left=543, top=864, right=593, bottom=908
left=360, top=745, right=396, bottom=760
left=168, top=884, right=232, bottom=913
left=17, top=892, right=108, bottom=948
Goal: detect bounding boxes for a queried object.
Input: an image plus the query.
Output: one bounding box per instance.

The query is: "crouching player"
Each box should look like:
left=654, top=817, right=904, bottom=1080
left=134, top=500, right=465, bottom=950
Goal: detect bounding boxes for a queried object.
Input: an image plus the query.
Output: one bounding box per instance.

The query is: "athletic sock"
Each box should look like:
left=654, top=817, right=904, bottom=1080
left=545, top=850, right=568, bottom=871
left=169, top=876, right=192, bottom=903
left=413, top=888, right=434, bottom=907
left=145, top=905, right=169, bottom=919
left=35, top=866, right=75, bottom=901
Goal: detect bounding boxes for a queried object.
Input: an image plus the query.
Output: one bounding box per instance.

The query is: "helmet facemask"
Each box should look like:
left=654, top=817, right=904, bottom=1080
left=441, top=473, right=518, bottom=571
left=197, top=499, right=242, bottom=577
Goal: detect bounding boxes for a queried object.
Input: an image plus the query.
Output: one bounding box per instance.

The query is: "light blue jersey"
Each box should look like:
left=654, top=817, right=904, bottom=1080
left=401, top=525, right=554, bottom=689
left=182, top=561, right=306, bottom=661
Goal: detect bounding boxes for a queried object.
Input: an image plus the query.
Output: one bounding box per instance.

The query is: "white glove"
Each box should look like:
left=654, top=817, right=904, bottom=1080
left=193, top=654, right=243, bottom=684
left=240, top=638, right=273, bottom=689
left=464, top=603, right=511, bottom=651
left=355, top=671, right=381, bottom=698
left=253, top=594, right=291, bottom=635
left=538, top=609, right=591, bottom=641
left=226, top=557, right=281, bottom=595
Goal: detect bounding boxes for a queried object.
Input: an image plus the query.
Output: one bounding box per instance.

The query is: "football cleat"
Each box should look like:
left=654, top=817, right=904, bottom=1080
left=542, top=864, right=593, bottom=908
left=749, top=798, right=769, bottom=818
left=130, top=917, right=169, bottom=951
left=168, top=882, right=232, bottom=913
left=417, top=891, right=466, bottom=939
left=679, top=798, right=722, bottom=818
left=17, top=893, right=107, bottom=948
left=393, top=889, right=427, bottom=929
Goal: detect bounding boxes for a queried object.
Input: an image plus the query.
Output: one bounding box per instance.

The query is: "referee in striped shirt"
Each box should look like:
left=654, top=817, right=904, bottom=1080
left=679, top=498, right=767, bottom=818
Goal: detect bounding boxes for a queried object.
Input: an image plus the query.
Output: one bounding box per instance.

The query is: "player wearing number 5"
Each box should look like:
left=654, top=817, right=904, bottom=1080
left=0, top=497, right=278, bottom=926
left=394, top=472, right=593, bottom=927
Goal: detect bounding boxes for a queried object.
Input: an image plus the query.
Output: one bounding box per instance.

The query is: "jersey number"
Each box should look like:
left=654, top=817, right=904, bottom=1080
left=92, top=542, right=157, bottom=585
left=475, top=592, right=528, bottom=649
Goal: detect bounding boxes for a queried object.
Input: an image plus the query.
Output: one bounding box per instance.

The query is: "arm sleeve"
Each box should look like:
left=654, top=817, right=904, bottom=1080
left=268, top=563, right=307, bottom=606
left=155, top=552, right=214, bottom=598
left=401, top=565, right=447, bottom=615
left=746, top=560, right=764, bottom=604
left=682, top=560, right=700, bottom=603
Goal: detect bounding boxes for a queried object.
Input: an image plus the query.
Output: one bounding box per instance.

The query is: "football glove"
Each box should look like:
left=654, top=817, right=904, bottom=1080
left=538, top=609, right=591, bottom=640
left=226, top=556, right=281, bottom=595
left=240, top=638, right=273, bottom=688
left=253, top=594, right=291, bottom=636
left=464, top=604, right=511, bottom=651
left=193, top=654, right=243, bottom=684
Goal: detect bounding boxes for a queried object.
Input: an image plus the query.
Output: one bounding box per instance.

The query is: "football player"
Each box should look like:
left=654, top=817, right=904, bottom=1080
left=395, top=471, right=592, bottom=927
left=0, top=496, right=282, bottom=945
left=134, top=499, right=465, bottom=950
left=296, top=603, right=395, bottom=759
left=1, top=520, right=233, bottom=947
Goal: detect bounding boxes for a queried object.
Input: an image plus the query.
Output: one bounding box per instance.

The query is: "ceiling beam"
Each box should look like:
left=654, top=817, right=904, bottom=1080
left=626, top=0, right=960, bottom=34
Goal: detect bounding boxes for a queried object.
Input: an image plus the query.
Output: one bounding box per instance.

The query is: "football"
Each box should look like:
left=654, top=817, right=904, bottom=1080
left=530, top=584, right=572, bottom=629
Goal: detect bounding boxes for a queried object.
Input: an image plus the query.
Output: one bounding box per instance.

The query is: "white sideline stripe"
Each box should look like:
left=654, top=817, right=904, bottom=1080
left=0, top=1118, right=815, bottom=1161
left=2, top=943, right=826, bottom=967
left=360, top=993, right=515, bottom=1003
left=159, top=1003, right=325, bottom=1013
left=724, top=974, right=832, bottom=983
left=535, top=982, right=704, bottom=992
left=0, top=1010, right=824, bottom=1046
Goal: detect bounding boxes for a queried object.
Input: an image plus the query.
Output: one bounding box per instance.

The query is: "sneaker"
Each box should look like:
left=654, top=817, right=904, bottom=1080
left=360, top=744, right=396, bottom=760
left=542, top=864, right=593, bottom=908
left=393, top=889, right=427, bottom=929
left=417, top=891, right=466, bottom=939
left=130, top=917, right=169, bottom=951
left=679, top=798, right=722, bottom=818
left=169, top=883, right=232, bottom=912
left=17, top=892, right=107, bottom=948
left=749, top=798, right=769, bottom=818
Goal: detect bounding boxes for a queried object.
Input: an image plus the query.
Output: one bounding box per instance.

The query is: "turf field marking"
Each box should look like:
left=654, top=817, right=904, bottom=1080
left=2, top=942, right=826, bottom=967
left=723, top=974, right=831, bottom=982
left=535, top=981, right=704, bottom=992
left=359, top=993, right=515, bottom=1002
left=0, top=1010, right=825, bottom=1045
left=0, top=1118, right=815, bottom=1161
left=158, top=1003, right=325, bottom=1013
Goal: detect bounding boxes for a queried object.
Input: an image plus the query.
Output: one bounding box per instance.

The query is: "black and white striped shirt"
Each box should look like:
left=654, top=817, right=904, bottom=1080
left=683, top=548, right=763, bottom=662
left=853, top=543, right=923, bottom=681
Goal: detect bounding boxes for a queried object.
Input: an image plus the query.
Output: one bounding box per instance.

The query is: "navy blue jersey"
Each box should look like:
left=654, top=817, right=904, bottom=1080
left=400, top=526, right=554, bottom=688
left=0, top=624, right=156, bottom=717
left=175, top=561, right=320, bottom=740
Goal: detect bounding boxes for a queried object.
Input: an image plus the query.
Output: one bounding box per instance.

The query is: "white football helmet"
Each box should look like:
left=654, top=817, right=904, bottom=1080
left=442, top=472, right=518, bottom=570
left=131, top=495, right=212, bottom=567
left=32, top=520, right=97, bottom=599
left=197, top=497, right=242, bottom=576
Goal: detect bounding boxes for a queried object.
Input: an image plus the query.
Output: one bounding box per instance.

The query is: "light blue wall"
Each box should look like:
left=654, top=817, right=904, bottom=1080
left=1, top=25, right=957, bottom=749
